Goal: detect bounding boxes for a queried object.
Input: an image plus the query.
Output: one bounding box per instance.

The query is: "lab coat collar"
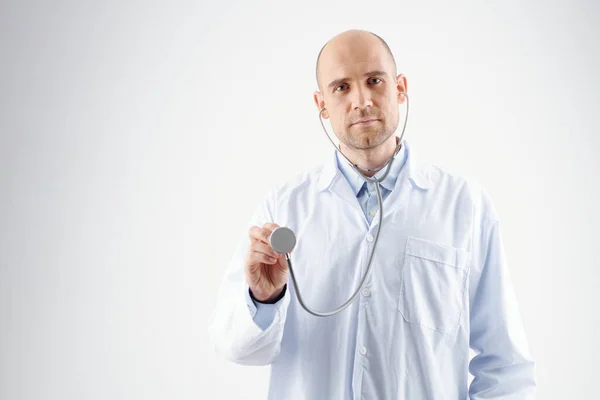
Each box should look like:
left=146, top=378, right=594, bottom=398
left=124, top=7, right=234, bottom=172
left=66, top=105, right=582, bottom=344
left=317, top=138, right=433, bottom=193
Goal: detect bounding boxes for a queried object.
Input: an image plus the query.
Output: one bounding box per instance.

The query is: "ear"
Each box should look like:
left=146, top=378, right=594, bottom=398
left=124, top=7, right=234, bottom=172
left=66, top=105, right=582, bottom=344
left=396, top=74, right=407, bottom=104
left=313, top=91, right=329, bottom=119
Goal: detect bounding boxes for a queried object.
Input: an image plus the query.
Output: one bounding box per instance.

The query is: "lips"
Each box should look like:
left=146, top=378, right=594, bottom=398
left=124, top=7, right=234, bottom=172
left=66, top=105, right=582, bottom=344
left=351, top=119, right=379, bottom=126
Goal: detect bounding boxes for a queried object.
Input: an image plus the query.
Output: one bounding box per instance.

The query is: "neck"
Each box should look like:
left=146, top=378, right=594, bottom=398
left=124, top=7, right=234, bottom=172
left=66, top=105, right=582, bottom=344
left=339, top=136, right=399, bottom=177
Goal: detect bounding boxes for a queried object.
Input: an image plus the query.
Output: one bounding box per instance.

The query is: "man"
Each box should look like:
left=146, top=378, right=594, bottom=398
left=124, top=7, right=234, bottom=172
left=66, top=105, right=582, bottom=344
left=209, top=30, right=536, bottom=399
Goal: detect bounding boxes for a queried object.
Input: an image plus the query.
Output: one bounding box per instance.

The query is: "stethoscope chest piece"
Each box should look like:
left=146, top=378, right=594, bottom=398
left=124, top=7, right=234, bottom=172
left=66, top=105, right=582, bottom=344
left=270, top=227, right=297, bottom=254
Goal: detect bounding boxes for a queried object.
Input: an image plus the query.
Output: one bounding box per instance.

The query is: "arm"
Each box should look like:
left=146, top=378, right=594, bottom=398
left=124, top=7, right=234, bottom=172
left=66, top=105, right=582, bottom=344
left=468, top=188, right=536, bottom=399
left=208, top=189, right=291, bottom=366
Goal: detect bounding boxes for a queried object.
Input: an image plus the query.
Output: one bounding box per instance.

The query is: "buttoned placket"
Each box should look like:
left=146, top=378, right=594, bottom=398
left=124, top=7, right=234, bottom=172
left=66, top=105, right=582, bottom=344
left=329, top=165, right=410, bottom=400
left=366, top=181, right=382, bottom=224
left=353, top=200, right=379, bottom=400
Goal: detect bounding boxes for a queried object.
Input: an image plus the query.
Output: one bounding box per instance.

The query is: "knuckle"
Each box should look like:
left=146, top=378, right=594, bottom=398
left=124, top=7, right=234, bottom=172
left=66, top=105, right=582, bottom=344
left=248, top=226, right=258, bottom=238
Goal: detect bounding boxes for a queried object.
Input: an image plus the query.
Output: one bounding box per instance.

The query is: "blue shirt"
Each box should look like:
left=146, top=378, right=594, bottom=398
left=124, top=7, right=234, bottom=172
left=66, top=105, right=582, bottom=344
left=209, top=139, right=536, bottom=399
left=335, top=141, right=408, bottom=225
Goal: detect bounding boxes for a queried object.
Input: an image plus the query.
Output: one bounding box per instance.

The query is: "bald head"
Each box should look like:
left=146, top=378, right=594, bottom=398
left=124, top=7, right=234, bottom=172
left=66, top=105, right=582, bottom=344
left=312, top=29, right=407, bottom=158
left=316, top=30, right=397, bottom=90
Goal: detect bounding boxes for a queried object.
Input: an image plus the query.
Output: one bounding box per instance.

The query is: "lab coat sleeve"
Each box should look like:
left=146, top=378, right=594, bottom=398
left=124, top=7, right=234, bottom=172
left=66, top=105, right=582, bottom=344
left=246, top=283, right=288, bottom=330
left=208, top=187, right=291, bottom=366
left=467, top=188, right=536, bottom=399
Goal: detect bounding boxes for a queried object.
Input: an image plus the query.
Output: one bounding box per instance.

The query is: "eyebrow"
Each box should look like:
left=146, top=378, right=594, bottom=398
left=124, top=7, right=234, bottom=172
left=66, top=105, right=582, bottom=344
left=327, top=70, right=389, bottom=90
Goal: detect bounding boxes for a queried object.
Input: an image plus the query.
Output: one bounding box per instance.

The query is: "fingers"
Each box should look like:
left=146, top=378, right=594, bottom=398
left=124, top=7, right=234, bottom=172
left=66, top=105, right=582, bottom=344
left=246, top=247, right=278, bottom=265
left=253, top=240, right=279, bottom=259
left=262, top=222, right=280, bottom=233
left=247, top=222, right=295, bottom=266
left=248, top=223, right=281, bottom=244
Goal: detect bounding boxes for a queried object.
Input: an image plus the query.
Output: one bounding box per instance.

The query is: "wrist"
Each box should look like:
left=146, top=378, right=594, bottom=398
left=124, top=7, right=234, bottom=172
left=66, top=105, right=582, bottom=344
left=250, top=284, right=287, bottom=304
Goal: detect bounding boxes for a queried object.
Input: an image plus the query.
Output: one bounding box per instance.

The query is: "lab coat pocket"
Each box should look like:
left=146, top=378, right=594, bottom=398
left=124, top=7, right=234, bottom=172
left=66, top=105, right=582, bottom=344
left=398, top=236, right=469, bottom=335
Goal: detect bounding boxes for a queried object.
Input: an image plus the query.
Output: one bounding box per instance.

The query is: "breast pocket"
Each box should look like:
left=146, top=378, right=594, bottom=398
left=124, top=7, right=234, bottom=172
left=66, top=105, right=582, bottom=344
left=398, top=236, right=469, bottom=335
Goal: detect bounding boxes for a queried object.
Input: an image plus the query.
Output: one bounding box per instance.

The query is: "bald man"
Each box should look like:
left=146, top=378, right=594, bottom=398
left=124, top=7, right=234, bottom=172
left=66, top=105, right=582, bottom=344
left=209, top=30, right=536, bottom=399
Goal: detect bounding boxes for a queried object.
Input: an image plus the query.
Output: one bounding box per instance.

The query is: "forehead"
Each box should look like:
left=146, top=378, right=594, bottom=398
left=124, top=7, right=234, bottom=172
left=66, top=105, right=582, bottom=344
left=319, top=41, right=393, bottom=82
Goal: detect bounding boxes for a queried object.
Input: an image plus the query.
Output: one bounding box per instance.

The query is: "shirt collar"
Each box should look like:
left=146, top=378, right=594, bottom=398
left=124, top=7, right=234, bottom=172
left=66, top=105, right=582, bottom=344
left=317, top=138, right=434, bottom=193
left=335, top=139, right=407, bottom=195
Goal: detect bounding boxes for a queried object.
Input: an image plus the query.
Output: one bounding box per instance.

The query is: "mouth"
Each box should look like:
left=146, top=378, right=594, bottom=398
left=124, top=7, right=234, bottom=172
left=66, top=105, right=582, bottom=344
left=351, top=119, right=380, bottom=126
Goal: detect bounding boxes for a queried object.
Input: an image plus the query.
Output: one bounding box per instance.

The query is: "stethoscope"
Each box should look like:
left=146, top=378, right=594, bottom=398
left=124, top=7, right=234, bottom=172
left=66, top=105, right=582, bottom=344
left=269, top=92, right=410, bottom=317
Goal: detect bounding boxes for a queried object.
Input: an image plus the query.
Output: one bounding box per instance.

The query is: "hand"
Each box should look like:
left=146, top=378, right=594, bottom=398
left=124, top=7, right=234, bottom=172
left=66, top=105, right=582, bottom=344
left=244, top=223, right=289, bottom=302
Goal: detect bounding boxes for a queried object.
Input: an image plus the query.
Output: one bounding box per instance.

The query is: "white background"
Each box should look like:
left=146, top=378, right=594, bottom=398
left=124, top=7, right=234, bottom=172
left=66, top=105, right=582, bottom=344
left=1, top=0, right=598, bottom=399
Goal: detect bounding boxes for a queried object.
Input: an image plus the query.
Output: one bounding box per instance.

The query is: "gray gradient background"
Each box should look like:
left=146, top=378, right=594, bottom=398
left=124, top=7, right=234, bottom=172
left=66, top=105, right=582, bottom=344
left=1, top=1, right=598, bottom=399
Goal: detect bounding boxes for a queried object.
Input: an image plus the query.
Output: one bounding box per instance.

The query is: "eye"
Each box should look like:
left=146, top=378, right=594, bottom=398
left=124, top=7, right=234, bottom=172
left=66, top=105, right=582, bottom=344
left=335, top=83, right=349, bottom=92
left=368, top=77, right=382, bottom=85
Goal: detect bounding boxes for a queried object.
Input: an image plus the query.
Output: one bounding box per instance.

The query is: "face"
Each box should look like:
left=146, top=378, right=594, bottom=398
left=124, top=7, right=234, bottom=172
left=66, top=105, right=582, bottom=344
left=314, top=36, right=406, bottom=151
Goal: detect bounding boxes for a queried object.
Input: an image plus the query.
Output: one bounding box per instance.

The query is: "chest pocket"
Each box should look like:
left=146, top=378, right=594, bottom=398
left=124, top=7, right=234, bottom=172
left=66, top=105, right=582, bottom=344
left=398, top=236, right=469, bottom=335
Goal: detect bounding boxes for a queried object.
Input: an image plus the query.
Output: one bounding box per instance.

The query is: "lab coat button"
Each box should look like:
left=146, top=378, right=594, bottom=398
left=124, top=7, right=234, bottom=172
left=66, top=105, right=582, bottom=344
left=361, top=288, right=371, bottom=297
left=366, top=234, right=374, bottom=242
left=359, top=346, right=367, bottom=355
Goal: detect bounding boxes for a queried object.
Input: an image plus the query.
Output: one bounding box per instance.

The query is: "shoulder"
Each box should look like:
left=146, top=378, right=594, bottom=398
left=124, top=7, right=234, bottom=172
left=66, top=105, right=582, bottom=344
left=418, top=161, right=497, bottom=220
left=423, top=162, right=482, bottom=193
left=262, top=163, right=324, bottom=203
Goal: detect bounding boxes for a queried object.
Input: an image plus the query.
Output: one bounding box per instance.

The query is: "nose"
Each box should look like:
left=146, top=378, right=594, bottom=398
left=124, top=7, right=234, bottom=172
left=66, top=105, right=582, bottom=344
left=351, top=87, right=373, bottom=110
